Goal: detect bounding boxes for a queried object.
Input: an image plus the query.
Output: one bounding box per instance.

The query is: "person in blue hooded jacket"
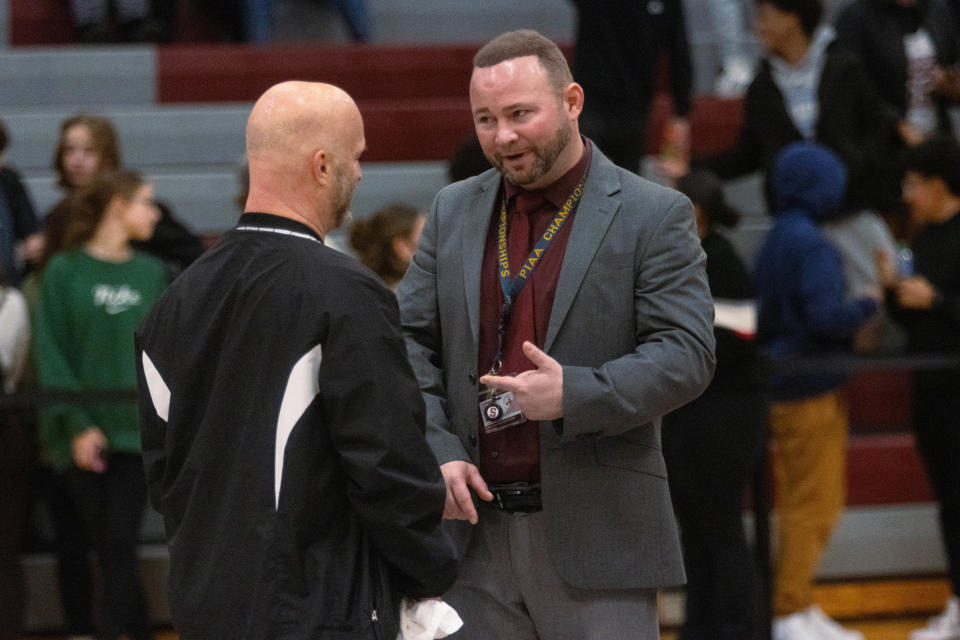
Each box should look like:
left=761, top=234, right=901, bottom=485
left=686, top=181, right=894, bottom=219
left=755, top=142, right=880, bottom=640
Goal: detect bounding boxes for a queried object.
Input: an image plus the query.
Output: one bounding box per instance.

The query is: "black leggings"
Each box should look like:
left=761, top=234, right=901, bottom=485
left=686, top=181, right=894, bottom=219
left=67, top=452, right=152, bottom=640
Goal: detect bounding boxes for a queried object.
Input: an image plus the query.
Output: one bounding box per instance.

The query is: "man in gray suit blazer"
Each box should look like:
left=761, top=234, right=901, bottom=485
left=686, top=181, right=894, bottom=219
left=398, top=29, right=716, bottom=639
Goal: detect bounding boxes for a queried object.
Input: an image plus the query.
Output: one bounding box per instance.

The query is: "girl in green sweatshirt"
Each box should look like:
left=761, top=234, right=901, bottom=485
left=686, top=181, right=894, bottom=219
left=33, top=170, right=166, bottom=640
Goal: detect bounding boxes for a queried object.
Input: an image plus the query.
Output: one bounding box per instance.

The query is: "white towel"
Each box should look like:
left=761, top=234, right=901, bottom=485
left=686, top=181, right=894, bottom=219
left=397, top=598, right=463, bottom=640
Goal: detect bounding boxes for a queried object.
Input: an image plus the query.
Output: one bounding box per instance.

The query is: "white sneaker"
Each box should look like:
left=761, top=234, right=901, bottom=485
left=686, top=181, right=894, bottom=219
left=773, top=610, right=818, bottom=640
left=910, top=597, right=960, bottom=640
left=805, top=605, right=865, bottom=640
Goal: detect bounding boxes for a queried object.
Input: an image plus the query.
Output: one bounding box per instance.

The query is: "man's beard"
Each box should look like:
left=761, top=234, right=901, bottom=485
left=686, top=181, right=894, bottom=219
left=331, top=164, right=356, bottom=229
left=493, top=119, right=572, bottom=187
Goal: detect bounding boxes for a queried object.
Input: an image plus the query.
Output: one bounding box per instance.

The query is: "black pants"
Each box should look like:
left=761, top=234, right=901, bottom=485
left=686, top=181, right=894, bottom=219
left=0, top=417, right=30, bottom=640
left=29, top=463, right=96, bottom=635
left=67, top=452, right=152, bottom=640
left=913, top=371, right=960, bottom=596
left=663, top=390, right=767, bottom=640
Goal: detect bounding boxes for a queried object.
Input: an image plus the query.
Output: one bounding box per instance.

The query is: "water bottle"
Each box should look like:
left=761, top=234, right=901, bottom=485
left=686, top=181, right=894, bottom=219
left=896, top=246, right=914, bottom=277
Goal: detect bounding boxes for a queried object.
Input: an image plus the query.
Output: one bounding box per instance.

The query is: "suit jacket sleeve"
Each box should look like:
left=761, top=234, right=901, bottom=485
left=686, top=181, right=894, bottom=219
left=560, top=190, right=715, bottom=440
left=397, top=190, right=471, bottom=465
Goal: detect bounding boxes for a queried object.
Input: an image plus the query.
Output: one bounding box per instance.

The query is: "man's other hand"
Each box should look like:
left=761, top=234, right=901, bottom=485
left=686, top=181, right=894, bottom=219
left=439, top=460, right=493, bottom=524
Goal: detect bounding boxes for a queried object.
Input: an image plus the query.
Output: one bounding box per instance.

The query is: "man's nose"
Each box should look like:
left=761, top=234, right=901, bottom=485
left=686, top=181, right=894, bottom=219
left=495, top=124, right=518, bottom=147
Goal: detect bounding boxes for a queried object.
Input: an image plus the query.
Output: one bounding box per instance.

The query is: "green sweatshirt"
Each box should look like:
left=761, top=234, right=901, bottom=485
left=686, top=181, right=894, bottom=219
left=33, top=249, right=168, bottom=470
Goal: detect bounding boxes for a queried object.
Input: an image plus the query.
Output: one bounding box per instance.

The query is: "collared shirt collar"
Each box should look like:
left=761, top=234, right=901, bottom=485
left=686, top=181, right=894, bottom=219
left=503, top=137, right=593, bottom=210
left=236, top=212, right=325, bottom=244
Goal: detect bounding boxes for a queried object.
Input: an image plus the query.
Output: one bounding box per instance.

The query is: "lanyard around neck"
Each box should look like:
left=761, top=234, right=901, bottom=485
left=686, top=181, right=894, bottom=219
left=488, top=173, right=587, bottom=375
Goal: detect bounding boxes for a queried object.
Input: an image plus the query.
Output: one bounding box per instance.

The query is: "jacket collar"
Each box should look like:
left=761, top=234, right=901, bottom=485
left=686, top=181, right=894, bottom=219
left=236, top=212, right=324, bottom=243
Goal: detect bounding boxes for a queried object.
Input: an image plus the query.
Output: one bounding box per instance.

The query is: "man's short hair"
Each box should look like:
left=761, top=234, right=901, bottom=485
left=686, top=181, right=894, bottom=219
left=473, top=29, right=573, bottom=94
left=906, top=135, right=960, bottom=196
left=756, top=0, right=823, bottom=37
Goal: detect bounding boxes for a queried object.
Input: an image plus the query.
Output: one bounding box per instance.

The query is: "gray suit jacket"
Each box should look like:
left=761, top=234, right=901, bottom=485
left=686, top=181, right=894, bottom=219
left=397, top=147, right=715, bottom=590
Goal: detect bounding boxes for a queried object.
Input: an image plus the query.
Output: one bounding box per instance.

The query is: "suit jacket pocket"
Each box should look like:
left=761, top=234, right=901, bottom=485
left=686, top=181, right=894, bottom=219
left=594, top=434, right=667, bottom=478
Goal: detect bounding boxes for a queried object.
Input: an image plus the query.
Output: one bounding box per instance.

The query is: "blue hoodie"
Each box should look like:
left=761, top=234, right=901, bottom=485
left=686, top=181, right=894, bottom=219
left=755, top=142, right=878, bottom=400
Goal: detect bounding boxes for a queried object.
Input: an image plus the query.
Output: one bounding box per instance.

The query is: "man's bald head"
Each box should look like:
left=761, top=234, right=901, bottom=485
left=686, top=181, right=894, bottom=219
left=244, top=81, right=365, bottom=235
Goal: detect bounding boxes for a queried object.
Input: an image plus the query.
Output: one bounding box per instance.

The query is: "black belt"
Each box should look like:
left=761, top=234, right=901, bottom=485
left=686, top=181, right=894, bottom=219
left=489, top=483, right=542, bottom=513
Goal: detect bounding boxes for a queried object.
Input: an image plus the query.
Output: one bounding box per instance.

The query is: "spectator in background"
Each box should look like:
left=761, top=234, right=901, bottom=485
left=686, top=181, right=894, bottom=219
left=756, top=142, right=879, bottom=640
left=700, top=0, right=759, bottom=97
left=69, top=0, right=162, bottom=42
left=33, top=171, right=165, bottom=640
left=348, top=204, right=425, bottom=291
left=835, top=0, right=960, bottom=143
left=0, top=264, right=31, bottom=640
left=570, top=0, right=693, bottom=174
left=690, top=0, right=902, bottom=217
left=0, top=119, right=43, bottom=286
left=225, top=0, right=372, bottom=42
left=47, top=115, right=204, bottom=277
left=878, top=135, right=960, bottom=640
left=662, top=170, right=765, bottom=640
left=447, top=136, right=491, bottom=184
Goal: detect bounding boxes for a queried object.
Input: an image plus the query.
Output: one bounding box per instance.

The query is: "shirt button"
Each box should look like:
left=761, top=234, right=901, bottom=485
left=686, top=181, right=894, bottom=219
left=490, top=451, right=499, bottom=459
left=468, top=435, right=477, bottom=447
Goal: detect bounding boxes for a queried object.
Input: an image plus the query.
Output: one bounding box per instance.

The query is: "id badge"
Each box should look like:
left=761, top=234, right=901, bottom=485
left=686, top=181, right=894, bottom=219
left=479, top=390, right=525, bottom=434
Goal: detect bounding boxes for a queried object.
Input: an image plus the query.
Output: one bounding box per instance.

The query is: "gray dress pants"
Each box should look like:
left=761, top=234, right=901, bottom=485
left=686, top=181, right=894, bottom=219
left=446, top=505, right=659, bottom=640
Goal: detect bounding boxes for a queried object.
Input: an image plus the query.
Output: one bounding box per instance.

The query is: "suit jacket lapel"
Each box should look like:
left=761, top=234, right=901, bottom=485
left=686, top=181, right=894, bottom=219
left=462, top=172, right=500, bottom=348
left=544, top=152, right=621, bottom=352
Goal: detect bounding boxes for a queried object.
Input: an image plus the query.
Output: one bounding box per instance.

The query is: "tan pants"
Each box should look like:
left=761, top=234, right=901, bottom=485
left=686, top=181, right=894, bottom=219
left=770, top=389, right=849, bottom=616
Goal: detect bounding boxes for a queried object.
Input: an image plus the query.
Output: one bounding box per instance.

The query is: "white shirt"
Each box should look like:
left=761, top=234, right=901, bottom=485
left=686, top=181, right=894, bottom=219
left=0, top=285, right=30, bottom=393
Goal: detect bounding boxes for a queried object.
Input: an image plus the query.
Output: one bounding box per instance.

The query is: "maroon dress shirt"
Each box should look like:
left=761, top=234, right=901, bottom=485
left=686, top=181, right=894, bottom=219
left=477, top=142, right=592, bottom=485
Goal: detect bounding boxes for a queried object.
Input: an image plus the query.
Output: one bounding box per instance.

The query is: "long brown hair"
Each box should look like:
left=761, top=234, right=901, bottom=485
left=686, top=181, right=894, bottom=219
left=53, top=115, right=122, bottom=190
left=41, top=170, right=145, bottom=267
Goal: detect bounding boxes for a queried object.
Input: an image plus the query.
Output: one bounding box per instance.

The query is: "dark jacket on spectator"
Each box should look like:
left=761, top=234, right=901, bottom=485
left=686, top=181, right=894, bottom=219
left=698, top=39, right=901, bottom=213
left=131, top=200, right=205, bottom=278
left=888, top=207, right=960, bottom=355
left=835, top=0, right=960, bottom=134
left=701, top=231, right=763, bottom=395
left=0, top=166, right=39, bottom=284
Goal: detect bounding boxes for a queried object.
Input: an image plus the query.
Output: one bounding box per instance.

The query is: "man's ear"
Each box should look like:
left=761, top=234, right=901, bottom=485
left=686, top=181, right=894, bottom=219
left=564, top=82, right=584, bottom=120
left=312, top=149, right=331, bottom=186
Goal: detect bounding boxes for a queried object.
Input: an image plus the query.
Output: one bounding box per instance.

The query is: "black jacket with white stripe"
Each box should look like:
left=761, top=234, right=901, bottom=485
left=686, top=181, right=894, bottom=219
left=135, top=213, right=457, bottom=640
